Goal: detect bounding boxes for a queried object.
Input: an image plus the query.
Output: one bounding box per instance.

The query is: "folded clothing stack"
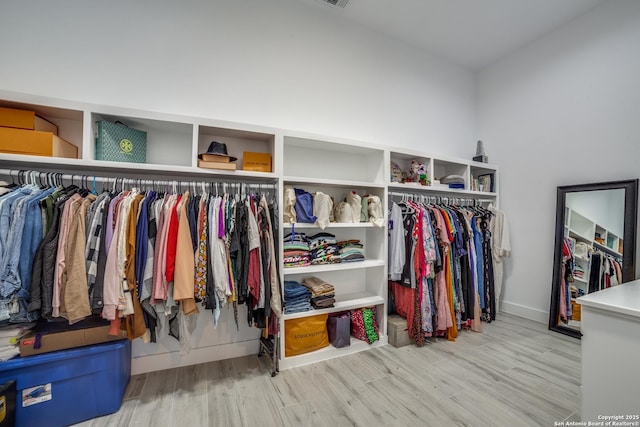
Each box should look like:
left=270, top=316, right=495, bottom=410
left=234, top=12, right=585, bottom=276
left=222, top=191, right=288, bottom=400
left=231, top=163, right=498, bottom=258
left=283, top=232, right=310, bottom=268
left=338, top=239, right=365, bottom=263
left=440, top=174, right=465, bottom=189
left=309, top=232, right=340, bottom=265
left=573, top=264, right=585, bottom=279
left=283, top=280, right=312, bottom=314
left=302, top=276, right=336, bottom=309
left=0, top=323, right=34, bottom=361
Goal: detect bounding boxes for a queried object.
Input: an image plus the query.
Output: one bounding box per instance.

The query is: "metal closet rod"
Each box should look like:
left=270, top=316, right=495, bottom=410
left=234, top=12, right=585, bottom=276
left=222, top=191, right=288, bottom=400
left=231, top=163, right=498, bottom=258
left=0, top=168, right=277, bottom=190
left=388, top=191, right=494, bottom=204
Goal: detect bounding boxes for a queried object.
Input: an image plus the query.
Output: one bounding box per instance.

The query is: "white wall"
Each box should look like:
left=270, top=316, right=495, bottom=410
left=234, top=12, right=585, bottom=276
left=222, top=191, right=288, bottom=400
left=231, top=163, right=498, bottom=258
left=0, top=0, right=476, bottom=158
left=566, top=189, right=625, bottom=237
left=477, top=0, right=640, bottom=322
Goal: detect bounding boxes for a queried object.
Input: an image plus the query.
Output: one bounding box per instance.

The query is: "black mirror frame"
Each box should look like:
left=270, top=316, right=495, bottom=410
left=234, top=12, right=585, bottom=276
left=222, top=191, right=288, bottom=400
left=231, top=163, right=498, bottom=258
left=549, top=179, right=638, bottom=338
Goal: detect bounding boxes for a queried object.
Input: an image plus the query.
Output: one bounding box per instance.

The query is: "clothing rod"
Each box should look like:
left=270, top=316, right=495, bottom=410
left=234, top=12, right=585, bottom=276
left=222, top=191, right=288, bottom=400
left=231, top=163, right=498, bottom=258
left=388, top=191, right=493, bottom=203
left=0, top=169, right=277, bottom=189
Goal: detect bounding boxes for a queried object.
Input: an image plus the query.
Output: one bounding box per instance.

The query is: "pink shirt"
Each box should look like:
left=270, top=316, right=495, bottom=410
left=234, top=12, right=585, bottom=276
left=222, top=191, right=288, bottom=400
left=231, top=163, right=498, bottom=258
left=52, top=193, right=81, bottom=318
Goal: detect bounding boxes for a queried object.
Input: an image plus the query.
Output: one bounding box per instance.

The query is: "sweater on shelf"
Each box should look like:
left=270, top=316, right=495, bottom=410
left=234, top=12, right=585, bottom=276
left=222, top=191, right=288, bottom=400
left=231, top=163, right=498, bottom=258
left=302, top=276, right=336, bottom=309
left=283, top=232, right=310, bottom=268
left=338, top=240, right=365, bottom=263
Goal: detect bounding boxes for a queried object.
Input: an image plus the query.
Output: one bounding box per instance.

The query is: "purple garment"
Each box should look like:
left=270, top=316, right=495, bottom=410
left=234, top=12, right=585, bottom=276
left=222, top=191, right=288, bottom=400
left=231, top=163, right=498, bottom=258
left=218, top=196, right=225, bottom=239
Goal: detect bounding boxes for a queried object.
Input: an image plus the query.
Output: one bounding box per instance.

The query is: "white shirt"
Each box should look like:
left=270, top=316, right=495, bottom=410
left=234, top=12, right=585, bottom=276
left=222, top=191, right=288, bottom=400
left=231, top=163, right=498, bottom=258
left=389, top=202, right=405, bottom=281
left=489, top=203, right=511, bottom=312
left=313, top=192, right=333, bottom=230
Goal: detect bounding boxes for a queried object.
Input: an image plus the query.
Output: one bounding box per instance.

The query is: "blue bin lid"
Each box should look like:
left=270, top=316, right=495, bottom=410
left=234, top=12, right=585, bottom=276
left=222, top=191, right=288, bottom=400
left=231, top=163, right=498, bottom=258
left=0, top=339, right=128, bottom=372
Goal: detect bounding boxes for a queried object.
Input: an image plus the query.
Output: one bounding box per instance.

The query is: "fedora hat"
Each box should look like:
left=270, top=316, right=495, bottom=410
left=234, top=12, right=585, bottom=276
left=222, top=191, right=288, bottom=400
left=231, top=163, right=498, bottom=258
left=198, top=141, right=237, bottom=162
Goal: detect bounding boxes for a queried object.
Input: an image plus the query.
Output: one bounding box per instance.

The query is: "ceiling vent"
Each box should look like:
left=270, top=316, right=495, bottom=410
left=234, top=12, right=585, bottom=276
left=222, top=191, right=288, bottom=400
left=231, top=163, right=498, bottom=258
left=318, top=0, right=350, bottom=8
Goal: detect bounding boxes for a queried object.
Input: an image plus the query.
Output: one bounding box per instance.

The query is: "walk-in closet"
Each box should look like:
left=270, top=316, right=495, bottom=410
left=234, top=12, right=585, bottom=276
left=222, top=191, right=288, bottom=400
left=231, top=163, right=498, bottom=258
left=2, top=0, right=640, bottom=425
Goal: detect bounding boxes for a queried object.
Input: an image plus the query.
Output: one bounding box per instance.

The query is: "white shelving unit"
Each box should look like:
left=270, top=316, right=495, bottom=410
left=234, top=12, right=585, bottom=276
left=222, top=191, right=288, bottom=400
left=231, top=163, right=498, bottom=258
left=280, top=133, right=388, bottom=369
left=565, top=207, right=624, bottom=300
left=0, top=91, right=280, bottom=376
left=388, top=149, right=498, bottom=202
left=566, top=207, right=623, bottom=257
left=0, top=91, right=280, bottom=182
left=1, top=90, right=502, bottom=373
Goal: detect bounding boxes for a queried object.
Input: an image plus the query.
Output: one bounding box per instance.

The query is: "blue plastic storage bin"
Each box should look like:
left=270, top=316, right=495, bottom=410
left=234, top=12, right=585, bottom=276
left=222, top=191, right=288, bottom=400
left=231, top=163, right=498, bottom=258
left=0, top=339, right=131, bottom=427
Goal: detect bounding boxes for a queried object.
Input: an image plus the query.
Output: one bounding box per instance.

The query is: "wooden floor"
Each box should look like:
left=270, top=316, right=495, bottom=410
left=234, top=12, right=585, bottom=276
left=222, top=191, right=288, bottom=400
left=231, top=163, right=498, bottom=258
left=74, top=313, right=581, bottom=427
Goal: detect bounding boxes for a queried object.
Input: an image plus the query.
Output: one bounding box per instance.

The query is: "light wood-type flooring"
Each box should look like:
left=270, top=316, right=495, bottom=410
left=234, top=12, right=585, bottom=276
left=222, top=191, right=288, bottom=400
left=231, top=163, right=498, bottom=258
left=74, top=313, right=581, bottom=427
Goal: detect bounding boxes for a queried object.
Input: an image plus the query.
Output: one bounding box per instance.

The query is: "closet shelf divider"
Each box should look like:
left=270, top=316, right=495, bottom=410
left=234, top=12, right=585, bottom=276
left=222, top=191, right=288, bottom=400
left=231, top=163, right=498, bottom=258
left=281, top=336, right=387, bottom=365
left=283, top=292, right=384, bottom=320
left=282, top=259, right=385, bottom=275
left=387, top=182, right=497, bottom=197
left=284, top=176, right=385, bottom=189
left=282, top=222, right=376, bottom=229
left=593, top=241, right=622, bottom=258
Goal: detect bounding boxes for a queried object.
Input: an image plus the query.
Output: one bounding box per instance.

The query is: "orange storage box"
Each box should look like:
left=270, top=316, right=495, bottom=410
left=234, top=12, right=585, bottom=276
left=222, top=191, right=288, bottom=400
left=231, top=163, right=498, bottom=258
left=0, top=127, right=78, bottom=159
left=572, top=300, right=581, bottom=321
left=0, top=106, right=58, bottom=134
left=242, top=151, right=272, bottom=172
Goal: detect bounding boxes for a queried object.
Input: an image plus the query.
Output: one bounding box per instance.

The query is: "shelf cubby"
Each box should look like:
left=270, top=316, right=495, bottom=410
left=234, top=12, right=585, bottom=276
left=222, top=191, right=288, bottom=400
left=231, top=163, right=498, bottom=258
left=283, top=135, right=385, bottom=185
left=90, top=112, right=193, bottom=167
left=197, top=124, right=276, bottom=174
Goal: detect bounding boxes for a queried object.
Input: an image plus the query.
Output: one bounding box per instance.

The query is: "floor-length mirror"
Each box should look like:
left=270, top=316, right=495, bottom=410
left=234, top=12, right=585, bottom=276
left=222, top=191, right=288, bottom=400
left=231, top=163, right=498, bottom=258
left=549, top=179, right=638, bottom=338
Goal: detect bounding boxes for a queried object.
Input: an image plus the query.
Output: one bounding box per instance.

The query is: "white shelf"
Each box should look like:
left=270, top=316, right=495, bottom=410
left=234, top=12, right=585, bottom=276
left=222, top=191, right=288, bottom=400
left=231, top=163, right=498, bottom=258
left=283, top=222, right=376, bottom=229
left=388, top=182, right=497, bottom=197
left=280, top=335, right=388, bottom=370
left=568, top=228, right=593, bottom=244
left=283, top=259, right=385, bottom=275
left=464, top=189, right=499, bottom=197
left=593, top=241, right=622, bottom=258
left=0, top=154, right=278, bottom=181
left=191, top=168, right=277, bottom=180
left=85, top=160, right=279, bottom=180
left=283, top=293, right=384, bottom=320
left=0, top=153, right=87, bottom=168
left=573, top=277, right=589, bottom=284
left=284, top=176, right=385, bottom=189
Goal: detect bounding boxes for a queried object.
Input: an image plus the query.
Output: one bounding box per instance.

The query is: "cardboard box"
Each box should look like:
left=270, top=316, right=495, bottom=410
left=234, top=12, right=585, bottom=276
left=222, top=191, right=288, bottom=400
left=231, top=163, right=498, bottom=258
left=387, top=314, right=411, bottom=348
left=0, top=106, right=58, bottom=135
left=242, top=151, right=272, bottom=172
left=19, top=319, right=126, bottom=357
left=197, top=159, right=237, bottom=170
left=0, top=127, right=78, bottom=158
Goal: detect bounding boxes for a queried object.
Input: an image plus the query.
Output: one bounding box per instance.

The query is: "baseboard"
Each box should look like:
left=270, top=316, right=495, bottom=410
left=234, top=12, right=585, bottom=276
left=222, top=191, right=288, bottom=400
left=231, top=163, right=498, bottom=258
left=500, top=301, right=548, bottom=324
left=131, top=339, right=260, bottom=375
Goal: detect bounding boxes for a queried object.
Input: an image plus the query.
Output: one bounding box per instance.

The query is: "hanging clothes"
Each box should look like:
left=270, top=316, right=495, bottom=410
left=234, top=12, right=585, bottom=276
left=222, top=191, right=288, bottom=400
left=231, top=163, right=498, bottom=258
left=387, top=199, right=500, bottom=344
left=0, top=179, right=281, bottom=349
left=488, top=203, right=511, bottom=314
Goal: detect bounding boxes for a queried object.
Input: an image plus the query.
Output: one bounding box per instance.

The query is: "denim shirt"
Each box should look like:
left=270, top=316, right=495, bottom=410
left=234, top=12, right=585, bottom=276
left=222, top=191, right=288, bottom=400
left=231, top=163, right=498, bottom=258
left=18, top=187, right=58, bottom=299
left=0, top=187, right=43, bottom=321
left=0, top=187, right=32, bottom=265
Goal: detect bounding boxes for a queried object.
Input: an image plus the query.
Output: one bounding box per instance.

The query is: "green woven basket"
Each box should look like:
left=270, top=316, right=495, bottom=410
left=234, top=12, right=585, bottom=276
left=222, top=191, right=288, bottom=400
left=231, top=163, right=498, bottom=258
left=95, top=120, right=147, bottom=163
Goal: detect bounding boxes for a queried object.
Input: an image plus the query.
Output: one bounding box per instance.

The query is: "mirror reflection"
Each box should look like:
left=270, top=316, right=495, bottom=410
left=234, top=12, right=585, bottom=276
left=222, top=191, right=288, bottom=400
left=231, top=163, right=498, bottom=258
left=560, top=189, right=624, bottom=331
left=550, top=179, right=637, bottom=338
